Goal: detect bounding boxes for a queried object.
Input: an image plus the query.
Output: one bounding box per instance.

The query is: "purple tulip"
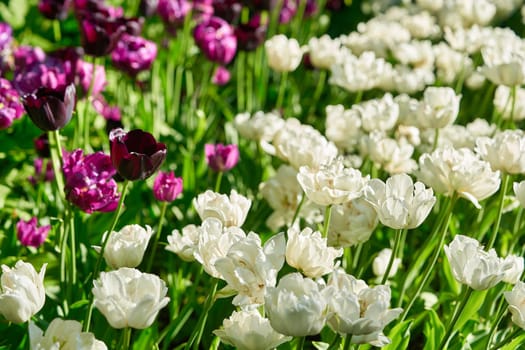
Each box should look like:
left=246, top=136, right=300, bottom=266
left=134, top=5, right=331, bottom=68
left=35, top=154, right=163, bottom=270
left=63, top=149, right=120, bottom=213
left=192, top=0, right=214, bottom=22
left=21, top=83, right=76, bottom=131
left=38, top=0, right=72, bottom=20
left=76, top=59, right=107, bottom=96
left=13, top=56, right=68, bottom=95
left=205, top=143, right=239, bottom=172
left=279, top=0, right=297, bottom=24
left=153, top=171, right=183, bottom=202
left=110, top=128, right=167, bottom=181
left=193, top=16, right=237, bottom=65
left=93, top=95, right=123, bottom=133
left=157, top=0, right=191, bottom=29
left=235, top=14, right=267, bottom=51
left=304, top=0, right=318, bottom=17
left=212, top=65, right=230, bottom=85
left=16, top=217, right=51, bottom=248
left=0, top=78, right=24, bottom=129
left=0, top=22, right=13, bottom=52
left=34, top=134, right=51, bottom=158
left=111, top=34, right=158, bottom=77
left=14, top=46, right=46, bottom=69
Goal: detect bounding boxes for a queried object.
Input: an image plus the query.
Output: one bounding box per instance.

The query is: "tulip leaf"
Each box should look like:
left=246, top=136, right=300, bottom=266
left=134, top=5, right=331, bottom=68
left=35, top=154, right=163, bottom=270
left=454, top=290, right=487, bottom=332
left=500, top=333, right=525, bottom=350
left=423, top=309, right=445, bottom=350
left=0, top=0, right=28, bottom=29
left=69, top=299, right=90, bottom=310
left=383, top=319, right=413, bottom=350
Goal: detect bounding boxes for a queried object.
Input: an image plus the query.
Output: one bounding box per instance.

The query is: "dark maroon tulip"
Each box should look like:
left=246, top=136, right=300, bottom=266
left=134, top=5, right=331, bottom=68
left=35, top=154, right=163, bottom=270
left=21, top=83, right=76, bottom=131
left=140, top=0, right=159, bottom=17
left=235, top=14, right=267, bottom=51
left=213, top=0, right=242, bottom=22
left=109, top=128, right=167, bottom=181
left=39, top=0, right=72, bottom=20
left=78, top=12, right=127, bottom=56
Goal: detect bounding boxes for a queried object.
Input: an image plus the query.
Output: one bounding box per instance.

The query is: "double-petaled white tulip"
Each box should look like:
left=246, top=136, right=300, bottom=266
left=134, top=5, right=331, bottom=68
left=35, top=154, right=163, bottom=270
left=193, top=190, right=251, bottom=228
left=165, top=224, right=199, bottom=262
left=504, top=282, right=525, bottom=329
left=30, top=318, right=107, bottom=350
left=286, top=227, right=343, bottom=278
left=297, top=158, right=369, bottom=206
left=373, top=248, right=402, bottom=279
left=417, top=147, right=500, bottom=209
left=0, top=260, right=46, bottom=323
left=214, top=232, right=285, bottom=306
left=99, top=224, right=153, bottom=269
left=265, top=35, right=303, bottom=72
left=265, top=273, right=328, bottom=336
left=92, top=267, right=169, bottom=329
left=325, top=269, right=403, bottom=346
left=476, top=130, right=525, bottom=174
left=213, top=309, right=292, bottom=350
left=444, top=235, right=514, bottom=290
left=418, top=86, right=461, bottom=129
left=364, top=173, right=436, bottom=229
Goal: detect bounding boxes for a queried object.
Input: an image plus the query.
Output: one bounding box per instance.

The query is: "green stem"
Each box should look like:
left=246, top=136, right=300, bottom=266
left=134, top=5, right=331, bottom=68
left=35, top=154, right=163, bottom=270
left=439, top=287, right=474, bottom=349
left=120, top=327, right=132, bottom=350
left=185, top=279, right=219, bottom=350
left=322, top=205, right=332, bottom=238
left=68, top=207, right=77, bottom=285
left=237, top=51, right=246, bottom=112
left=400, top=194, right=457, bottom=320
left=53, top=20, right=61, bottom=42
left=307, top=70, right=327, bottom=117
left=353, top=90, right=363, bottom=104
left=276, top=71, right=288, bottom=110
left=327, top=334, right=342, bottom=350
left=83, top=180, right=130, bottom=332
left=246, top=52, right=254, bottom=112
left=214, top=171, right=223, bottom=193
left=509, top=207, right=523, bottom=253
left=343, top=334, right=353, bottom=350
left=380, top=228, right=405, bottom=285
left=146, top=201, right=168, bottom=272
left=508, top=85, right=517, bottom=129
left=486, top=173, right=509, bottom=250
left=485, top=295, right=508, bottom=350
left=296, top=336, right=306, bottom=350
left=290, top=191, right=306, bottom=227
left=49, top=130, right=65, bottom=202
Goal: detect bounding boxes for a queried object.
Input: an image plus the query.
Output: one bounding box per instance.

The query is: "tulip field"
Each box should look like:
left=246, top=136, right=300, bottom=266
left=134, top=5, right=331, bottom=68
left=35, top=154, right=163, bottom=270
left=3, top=0, right=525, bottom=349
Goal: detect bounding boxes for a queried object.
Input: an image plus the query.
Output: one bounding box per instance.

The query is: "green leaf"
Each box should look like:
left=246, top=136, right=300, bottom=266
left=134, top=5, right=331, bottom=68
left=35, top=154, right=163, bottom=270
left=455, top=290, right=487, bottom=332
left=69, top=299, right=89, bottom=310
left=383, top=319, right=413, bottom=350
left=500, top=333, right=525, bottom=350
left=423, top=309, right=445, bottom=350
left=0, top=0, right=29, bottom=29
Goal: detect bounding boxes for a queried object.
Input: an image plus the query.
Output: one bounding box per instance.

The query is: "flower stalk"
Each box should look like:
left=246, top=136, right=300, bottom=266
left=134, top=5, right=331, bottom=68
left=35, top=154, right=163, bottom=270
left=439, top=286, right=474, bottom=349
left=146, top=201, right=168, bottom=272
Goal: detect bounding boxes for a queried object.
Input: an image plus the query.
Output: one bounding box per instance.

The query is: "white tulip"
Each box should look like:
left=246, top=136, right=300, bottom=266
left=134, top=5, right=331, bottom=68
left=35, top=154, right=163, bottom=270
left=92, top=268, right=169, bottom=329
left=193, top=190, right=251, bottom=228
left=493, top=85, right=525, bottom=121
left=502, top=255, right=524, bottom=284
left=444, top=235, right=513, bottom=290
left=307, top=35, right=343, bottom=70
left=297, top=159, right=369, bottom=206
left=100, top=224, right=153, bottom=269
left=194, top=217, right=246, bottom=278
left=364, top=173, right=436, bottom=229
left=165, top=224, right=199, bottom=262
left=286, top=227, right=343, bottom=278
left=214, top=232, right=285, bottom=306
left=30, top=318, right=107, bottom=350
left=234, top=111, right=285, bottom=143
left=417, top=147, right=501, bottom=209
left=0, top=260, right=46, bottom=323
left=504, top=281, right=525, bottom=329
left=373, top=248, right=401, bottom=279
left=514, top=181, right=525, bottom=208
left=356, top=93, right=399, bottom=133
left=476, top=130, right=525, bottom=174
left=418, top=87, right=461, bottom=129
left=213, top=309, right=292, bottom=350
left=265, top=35, right=303, bottom=72
left=265, top=273, right=328, bottom=336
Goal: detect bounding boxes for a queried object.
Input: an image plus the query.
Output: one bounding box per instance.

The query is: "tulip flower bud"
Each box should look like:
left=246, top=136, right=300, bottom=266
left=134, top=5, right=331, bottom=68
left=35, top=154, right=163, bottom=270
left=204, top=143, right=239, bottom=172
left=193, top=17, right=237, bottom=65
left=16, top=217, right=51, bottom=248
left=153, top=171, right=183, bottom=202
left=21, top=83, right=76, bottom=131
left=100, top=224, right=153, bottom=269
left=109, top=128, right=167, bottom=181
left=0, top=261, right=46, bottom=323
